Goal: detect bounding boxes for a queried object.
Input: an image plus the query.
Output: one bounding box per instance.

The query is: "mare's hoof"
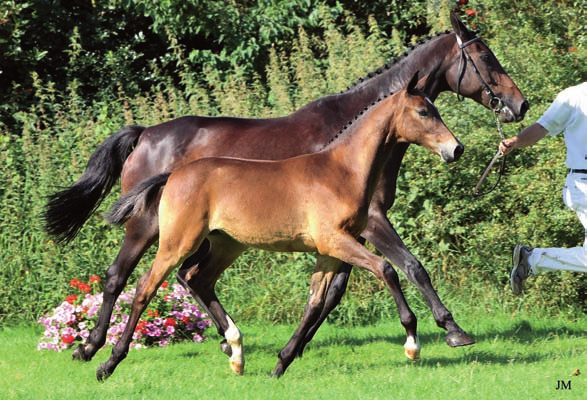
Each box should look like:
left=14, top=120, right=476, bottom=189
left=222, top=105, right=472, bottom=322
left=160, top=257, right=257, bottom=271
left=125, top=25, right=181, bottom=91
left=96, top=364, right=111, bottom=382
left=271, top=365, right=285, bottom=378
left=220, top=339, right=232, bottom=357
left=72, top=344, right=91, bottom=362
left=445, top=331, right=475, bottom=347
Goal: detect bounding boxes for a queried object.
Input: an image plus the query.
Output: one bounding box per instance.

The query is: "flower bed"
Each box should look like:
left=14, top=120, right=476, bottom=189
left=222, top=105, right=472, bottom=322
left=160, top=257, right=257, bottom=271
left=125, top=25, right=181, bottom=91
left=38, top=276, right=211, bottom=351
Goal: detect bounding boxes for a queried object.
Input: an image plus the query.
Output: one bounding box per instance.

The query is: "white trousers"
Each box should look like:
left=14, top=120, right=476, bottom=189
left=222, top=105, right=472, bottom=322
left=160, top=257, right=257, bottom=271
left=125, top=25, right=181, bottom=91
left=528, top=173, right=587, bottom=274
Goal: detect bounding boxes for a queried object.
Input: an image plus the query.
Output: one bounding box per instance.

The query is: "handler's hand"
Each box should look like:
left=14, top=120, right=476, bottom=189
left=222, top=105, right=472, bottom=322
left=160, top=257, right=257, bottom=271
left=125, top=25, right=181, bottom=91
left=499, top=138, right=516, bottom=156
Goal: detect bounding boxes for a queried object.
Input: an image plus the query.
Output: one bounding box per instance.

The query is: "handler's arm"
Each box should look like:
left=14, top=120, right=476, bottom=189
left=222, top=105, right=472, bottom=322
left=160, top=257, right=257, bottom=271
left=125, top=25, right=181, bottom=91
left=499, top=123, right=549, bottom=156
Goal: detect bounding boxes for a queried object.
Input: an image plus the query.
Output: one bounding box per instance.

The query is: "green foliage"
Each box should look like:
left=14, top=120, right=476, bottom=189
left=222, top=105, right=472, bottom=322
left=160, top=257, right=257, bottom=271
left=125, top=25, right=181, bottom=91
left=1, top=0, right=587, bottom=329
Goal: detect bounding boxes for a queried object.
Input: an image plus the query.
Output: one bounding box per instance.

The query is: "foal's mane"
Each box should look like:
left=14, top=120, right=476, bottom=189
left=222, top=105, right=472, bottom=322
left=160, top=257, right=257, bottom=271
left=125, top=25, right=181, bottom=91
left=319, top=91, right=395, bottom=151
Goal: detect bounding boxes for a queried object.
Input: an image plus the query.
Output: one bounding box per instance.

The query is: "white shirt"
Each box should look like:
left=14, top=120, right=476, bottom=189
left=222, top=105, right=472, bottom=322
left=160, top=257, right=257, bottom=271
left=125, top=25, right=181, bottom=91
left=538, top=82, right=587, bottom=169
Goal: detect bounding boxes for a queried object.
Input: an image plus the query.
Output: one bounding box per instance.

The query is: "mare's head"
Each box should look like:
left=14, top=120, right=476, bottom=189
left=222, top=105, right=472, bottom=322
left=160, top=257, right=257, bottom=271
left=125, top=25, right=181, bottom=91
left=396, top=72, right=464, bottom=163
left=446, top=13, right=528, bottom=123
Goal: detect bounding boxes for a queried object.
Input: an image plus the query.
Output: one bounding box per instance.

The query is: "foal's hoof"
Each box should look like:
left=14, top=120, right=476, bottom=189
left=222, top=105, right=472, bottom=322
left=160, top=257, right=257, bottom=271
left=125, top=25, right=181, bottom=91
left=72, top=344, right=92, bottom=362
left=96, top=364, right=111, bottom=382
left=230, top=360, right=244, bottom=376
left=220, top=339, right=232, bottom=357
left=403, top=336, right=421, bottom=361
left=445, top=331, right=475, bottom=348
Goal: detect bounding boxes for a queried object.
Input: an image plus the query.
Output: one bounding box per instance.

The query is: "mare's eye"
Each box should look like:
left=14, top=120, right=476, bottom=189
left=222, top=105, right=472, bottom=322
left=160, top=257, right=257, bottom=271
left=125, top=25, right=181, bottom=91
left=417, top=109, right=429, bottom=117
left=479, top=53, right=491, bottom=63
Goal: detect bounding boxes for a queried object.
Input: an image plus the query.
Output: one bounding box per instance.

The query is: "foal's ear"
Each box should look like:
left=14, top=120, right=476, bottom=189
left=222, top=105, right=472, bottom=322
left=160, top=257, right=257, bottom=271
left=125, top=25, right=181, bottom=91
left=419, top=65, right=440, bottom=96
left=450, top=13, right=474, bottom=41
left=407, top=71, right=420, bottom=94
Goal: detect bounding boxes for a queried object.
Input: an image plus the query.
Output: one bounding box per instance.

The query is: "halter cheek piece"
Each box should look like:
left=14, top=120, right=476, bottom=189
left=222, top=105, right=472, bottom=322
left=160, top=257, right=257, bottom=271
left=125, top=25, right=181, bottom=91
left=455, top=35, right=503, bottom=112
left=456, top=34, right=508, bottom=197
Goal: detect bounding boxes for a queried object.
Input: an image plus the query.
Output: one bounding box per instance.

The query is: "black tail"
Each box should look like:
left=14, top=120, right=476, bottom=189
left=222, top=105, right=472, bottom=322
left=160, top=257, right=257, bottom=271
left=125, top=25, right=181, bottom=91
left=106, top=173, right=171, bottom=226
left=43, top=125, right=146, bottom=243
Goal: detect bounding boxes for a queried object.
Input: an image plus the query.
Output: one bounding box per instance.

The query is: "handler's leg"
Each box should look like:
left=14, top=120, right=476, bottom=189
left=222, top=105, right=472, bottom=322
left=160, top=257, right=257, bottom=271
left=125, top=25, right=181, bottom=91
left=511, top=173, right=587, bottom=294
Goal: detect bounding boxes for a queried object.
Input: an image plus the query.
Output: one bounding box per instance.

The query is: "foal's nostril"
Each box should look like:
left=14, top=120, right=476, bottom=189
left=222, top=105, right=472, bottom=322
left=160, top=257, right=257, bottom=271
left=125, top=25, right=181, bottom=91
left=453, top=143, right=465, bottom=161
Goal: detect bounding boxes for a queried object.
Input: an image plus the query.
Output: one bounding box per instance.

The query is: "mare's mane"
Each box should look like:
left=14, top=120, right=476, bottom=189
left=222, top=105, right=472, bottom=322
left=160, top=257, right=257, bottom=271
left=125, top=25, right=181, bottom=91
left=318, top=29, right=473, bottom=149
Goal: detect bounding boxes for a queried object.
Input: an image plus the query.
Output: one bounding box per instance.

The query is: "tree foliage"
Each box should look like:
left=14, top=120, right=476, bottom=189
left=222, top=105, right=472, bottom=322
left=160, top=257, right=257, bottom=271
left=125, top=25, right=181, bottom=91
left=1, top=0, right=587, bottom=325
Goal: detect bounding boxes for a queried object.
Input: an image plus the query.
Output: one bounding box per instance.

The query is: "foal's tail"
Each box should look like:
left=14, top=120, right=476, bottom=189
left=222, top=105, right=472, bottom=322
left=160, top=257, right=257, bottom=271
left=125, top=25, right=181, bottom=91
left=106, top=173, right=171, bottom=226
left=43, top=125, right=146, bottom=243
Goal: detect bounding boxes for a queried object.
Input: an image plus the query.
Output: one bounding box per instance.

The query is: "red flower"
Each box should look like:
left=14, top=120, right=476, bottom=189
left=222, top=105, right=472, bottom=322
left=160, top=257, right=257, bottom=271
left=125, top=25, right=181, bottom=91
left=65, top=294, right=78, bottom=304
left=161, top=281, right=169, bottom=289
left=135, top=321, right=149, bottom=334
left=164, top=318, right=176, bottom=327
left=182, top=316, right=190, bottom=324
left=69, top=278, right=81, bottom=288
left=89, top=275, right=101, bottom=284
left=62, top=334, right=76, bottom=345
left=147, top=309, right=159, bottom=317
left=78, top=283, right=92, bottom=293
left=465, top=9, right=476, bottom=17
left=458, top=0, right=468, bottom=4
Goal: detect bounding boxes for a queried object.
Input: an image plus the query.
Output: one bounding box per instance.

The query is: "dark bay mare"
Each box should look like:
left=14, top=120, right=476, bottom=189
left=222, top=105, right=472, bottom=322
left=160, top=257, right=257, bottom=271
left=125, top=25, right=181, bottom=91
left=97, top=73, right=464, bottom=380
left=43, top=15, right=528, bottom=364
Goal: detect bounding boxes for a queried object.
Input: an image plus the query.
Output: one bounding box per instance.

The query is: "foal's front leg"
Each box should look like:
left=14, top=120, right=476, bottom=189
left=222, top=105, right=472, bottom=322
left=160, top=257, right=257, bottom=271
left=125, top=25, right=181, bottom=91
left=361, top=206, right=474, bottom=347
left=272, top=255, right=342, bottom=377
left=325, top=234, right=421, bottom=361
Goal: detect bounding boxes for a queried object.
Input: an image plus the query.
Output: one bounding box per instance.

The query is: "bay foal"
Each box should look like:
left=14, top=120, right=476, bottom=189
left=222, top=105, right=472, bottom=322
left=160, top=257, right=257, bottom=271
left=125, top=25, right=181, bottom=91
left=97, top=73, right=464, bottom=380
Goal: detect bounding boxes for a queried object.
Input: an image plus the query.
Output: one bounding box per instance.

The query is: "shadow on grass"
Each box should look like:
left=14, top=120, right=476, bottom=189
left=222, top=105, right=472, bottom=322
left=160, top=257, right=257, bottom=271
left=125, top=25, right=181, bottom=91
left=198, top=318, right=586, bottom=369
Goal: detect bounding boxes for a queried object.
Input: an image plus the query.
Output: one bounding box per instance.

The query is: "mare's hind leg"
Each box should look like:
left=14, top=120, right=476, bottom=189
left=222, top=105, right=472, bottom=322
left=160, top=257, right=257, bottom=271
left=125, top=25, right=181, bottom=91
left=362, top=207, right=474, bottom=347
left=73, top=215, right=158, bottom=361
left=272, top=255, right=342, bottom=377
left=176, top=233, right=248, bottom=374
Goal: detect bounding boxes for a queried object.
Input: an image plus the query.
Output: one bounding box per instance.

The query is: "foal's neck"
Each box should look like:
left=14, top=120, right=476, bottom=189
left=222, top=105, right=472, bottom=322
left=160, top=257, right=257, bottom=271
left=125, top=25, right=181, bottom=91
left=324, top=95, right=401, bottom=191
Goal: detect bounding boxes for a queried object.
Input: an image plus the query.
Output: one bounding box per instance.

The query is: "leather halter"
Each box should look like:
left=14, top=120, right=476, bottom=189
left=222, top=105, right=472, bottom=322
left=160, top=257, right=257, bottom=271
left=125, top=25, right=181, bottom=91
left=455, top=35, right=503, bottom=112
left=455, top=34, right=508, bottom=197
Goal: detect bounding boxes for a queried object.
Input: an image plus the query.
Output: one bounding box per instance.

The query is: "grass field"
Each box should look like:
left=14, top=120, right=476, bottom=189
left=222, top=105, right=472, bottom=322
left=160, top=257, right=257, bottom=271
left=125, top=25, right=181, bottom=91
left=1, top=309, right=585, bottom=399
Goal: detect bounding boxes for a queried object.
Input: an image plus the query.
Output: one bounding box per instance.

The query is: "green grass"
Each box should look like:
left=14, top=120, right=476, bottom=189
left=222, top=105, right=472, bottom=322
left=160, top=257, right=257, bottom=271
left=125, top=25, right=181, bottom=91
left=1, top=310, right=585, bottom=399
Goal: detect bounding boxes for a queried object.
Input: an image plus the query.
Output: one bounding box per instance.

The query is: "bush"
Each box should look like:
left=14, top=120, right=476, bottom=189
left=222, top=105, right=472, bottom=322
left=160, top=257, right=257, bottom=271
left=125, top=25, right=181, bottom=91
left=1, top=1, right=586, bottom=329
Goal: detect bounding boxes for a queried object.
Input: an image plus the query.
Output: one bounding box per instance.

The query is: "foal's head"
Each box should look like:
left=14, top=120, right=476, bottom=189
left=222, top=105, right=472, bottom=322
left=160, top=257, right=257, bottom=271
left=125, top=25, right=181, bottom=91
left=396, top=72, right=464, bottom=163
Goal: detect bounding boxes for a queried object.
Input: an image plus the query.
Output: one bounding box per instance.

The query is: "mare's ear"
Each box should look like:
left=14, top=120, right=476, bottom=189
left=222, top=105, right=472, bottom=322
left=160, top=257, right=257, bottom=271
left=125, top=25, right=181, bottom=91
left=406, top=71, right=419, bottom=94
left=450, top=13, right=474, bottom=41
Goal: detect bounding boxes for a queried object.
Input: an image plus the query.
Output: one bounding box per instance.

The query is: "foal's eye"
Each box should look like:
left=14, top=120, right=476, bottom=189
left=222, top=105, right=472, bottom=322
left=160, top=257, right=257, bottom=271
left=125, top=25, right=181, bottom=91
left=417, top=109, right=429, bottom=117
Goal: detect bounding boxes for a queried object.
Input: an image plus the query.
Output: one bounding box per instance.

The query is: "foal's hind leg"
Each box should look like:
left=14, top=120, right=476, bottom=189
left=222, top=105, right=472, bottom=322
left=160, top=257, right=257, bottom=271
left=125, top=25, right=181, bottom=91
left=97, top=245, right=185, bottom=381
left=176, top=234, right=248, bottom=374
left=73, top=215, right=158, bottom=361
left=362, top=207, right=474, bottom=347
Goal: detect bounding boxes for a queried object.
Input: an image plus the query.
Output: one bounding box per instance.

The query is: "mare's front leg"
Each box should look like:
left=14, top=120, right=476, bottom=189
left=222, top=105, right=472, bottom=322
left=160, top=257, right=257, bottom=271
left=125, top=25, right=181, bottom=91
left=73, top=215, right=158, bottom=362
left=272, top=255, right=342, bottom=377
left=362, top=204, right=474, bottom=347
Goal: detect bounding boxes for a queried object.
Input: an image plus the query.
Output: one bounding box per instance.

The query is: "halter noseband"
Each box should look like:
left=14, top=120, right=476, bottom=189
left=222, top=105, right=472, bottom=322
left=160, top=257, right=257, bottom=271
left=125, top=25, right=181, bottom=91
left=455, top=35, right=502, bottom=112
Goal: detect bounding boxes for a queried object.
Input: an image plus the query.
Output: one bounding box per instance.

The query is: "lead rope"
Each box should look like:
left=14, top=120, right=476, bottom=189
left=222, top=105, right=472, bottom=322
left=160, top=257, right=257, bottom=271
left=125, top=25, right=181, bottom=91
left=472, top=106, right=507, bottom=197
